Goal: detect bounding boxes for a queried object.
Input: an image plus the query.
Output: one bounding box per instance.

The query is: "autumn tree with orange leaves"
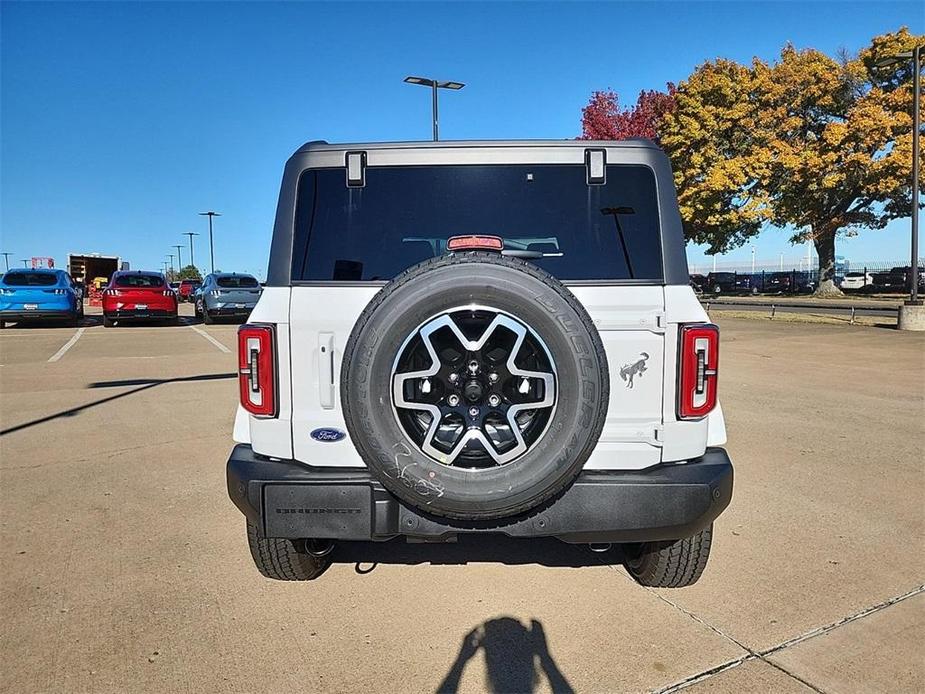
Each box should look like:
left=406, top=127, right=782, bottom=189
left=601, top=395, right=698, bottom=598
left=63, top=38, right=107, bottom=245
left=583, top=28, right=923, bottom=296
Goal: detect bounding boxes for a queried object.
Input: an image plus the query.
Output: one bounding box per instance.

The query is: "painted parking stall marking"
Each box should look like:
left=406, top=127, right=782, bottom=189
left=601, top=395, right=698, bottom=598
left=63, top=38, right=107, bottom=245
left=47, top=327, right=85, bottom=363
left=188, top=324, right=232, bottom=353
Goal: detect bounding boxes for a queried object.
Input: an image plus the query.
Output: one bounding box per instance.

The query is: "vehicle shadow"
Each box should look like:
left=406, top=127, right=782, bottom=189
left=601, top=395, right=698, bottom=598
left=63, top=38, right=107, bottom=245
left=329, top=534, right=629, bottom=570
left=0, top=316, right=96, bottom=329
left=0, top=372, right=236, bottom=437
left=436, top=617, right=574, bottom=694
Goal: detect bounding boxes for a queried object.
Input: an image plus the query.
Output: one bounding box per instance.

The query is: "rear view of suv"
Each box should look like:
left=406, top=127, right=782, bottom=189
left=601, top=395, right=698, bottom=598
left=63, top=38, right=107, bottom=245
left=194, top=272, right=261, bottom=323
left=102, top=271, right=178, bottom=327
left=227, top=140, right=733, bottom=587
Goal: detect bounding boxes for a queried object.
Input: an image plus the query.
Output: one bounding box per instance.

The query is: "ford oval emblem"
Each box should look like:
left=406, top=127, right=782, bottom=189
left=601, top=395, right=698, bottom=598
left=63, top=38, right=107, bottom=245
left=311, top=427, right=346, bottom=442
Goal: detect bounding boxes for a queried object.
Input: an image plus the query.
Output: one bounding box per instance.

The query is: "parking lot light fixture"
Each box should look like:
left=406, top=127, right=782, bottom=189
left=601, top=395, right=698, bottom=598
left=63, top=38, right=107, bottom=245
left=403, top=76, right=465, bottom=141
left=183, top=232, right=199, bottom=269
left=21, top=259, right=29, bottom=268
left=174, top=245, right=184, bottom=270
left=199, top=212, right=222, bottom=274
left=875, top=46, right=924, bottom=306
left=1, top=252, right=12, bottom=271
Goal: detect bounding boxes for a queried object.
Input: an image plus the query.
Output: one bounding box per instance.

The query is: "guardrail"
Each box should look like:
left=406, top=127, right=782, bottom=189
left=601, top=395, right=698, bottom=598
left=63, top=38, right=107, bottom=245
left=701, top=299, right=899, bottom=325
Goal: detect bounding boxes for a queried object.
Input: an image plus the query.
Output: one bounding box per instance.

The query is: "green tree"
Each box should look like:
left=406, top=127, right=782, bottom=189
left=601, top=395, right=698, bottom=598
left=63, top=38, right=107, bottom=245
left=177, top=265, right=202, bottom=281
left=657, top=28, right=922, bottom=295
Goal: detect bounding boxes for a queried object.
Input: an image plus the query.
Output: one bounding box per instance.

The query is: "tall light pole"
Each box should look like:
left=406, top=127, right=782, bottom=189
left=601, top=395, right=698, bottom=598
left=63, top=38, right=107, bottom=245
left=199, top=212, right=221, bottom=273
left=183, top=231, right=199, bottom=269
left=167, top=254, right=175, bottom=278
left=403, top=76, right=465, bottom=141
left=174, top=245, right=184, bottom=270
left=875, top=46, right=923, bottom=306
left=21, top=259, right=29, bottom=268
left=1, top=252, right=12, bottom=271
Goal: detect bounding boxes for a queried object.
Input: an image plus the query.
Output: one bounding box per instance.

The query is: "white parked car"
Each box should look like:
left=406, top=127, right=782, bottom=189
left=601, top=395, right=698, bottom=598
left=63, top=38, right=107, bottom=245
left=841, top=271, right=873, bottom=290
left=227, top=139, right=733, bottom=587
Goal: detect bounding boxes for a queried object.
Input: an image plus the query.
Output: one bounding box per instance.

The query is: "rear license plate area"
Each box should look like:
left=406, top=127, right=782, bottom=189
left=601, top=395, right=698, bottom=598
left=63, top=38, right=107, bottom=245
left=264, top=485, right=371, bottom=540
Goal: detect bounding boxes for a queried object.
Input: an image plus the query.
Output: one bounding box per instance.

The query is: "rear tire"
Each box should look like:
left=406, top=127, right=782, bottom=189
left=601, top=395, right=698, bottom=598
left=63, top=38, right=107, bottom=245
left=103, top=316, right=114, bottom=328
left=246, top=521, right=330, bottom=581
left=625, top=525, right=713, bottom=588
left=202, top=305, right=214, bottom=324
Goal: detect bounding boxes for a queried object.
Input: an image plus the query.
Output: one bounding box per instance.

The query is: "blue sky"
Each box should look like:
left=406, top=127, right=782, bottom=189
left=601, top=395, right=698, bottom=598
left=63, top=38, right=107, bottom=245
left=1, top=1, right=922, bottom=278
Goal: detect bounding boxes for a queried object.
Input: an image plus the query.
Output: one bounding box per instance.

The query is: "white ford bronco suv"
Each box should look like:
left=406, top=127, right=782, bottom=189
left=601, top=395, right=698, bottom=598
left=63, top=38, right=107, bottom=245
left=227, top=139, right=733, bottom=587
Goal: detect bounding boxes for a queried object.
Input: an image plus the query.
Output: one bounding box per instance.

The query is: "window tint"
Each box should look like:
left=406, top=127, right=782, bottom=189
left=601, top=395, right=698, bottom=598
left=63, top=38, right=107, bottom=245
left=292, top=164, right=663, bottom=282
left=2, top=272, right=58, bottom=286
left=216, top=275, right=258, bottom=288
left=114, top=274, right=164, bottom=288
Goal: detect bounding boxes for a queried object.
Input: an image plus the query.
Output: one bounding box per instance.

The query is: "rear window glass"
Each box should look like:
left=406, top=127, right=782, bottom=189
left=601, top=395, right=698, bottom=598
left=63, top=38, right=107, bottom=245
left=114, top=274, right=164, bottom=288
left=180, top=280, right=201, bottom=286
left=2, top=272, right=58, bottom=286
left=292, top=164, right=663, bottom=282
left=216, top=276, right=258, bottom=288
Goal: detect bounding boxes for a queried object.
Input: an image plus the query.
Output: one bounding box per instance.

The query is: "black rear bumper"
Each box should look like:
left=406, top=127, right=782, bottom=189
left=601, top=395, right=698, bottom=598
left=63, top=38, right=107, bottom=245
left=106, top=309, right=175, bottom=320
left=227, top=445, right=734, bottom=544
left=1, top=310, right=77, bottom=322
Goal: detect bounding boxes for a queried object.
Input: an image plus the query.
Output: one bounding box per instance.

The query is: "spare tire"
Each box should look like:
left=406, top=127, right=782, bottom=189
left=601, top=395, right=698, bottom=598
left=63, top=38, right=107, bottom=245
left=340, top=252, right=609, bottom=520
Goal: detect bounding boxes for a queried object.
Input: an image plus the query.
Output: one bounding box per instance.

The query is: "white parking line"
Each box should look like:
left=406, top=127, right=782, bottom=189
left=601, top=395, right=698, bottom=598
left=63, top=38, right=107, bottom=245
left=188, top=324, right=232, bottom=353
left=47, top=328, right=86, bottom=362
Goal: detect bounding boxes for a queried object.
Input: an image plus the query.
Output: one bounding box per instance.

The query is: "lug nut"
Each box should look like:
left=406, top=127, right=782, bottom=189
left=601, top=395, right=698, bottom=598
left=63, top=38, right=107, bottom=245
left=488, top=394, right=501, bottom=407
left=447, top=394, right=460, bottom=407
left=468, top=406, right=480, bottom=418
left=448, top=372, right=459, bottom=383
left=489, top=372, right=499, bottom=383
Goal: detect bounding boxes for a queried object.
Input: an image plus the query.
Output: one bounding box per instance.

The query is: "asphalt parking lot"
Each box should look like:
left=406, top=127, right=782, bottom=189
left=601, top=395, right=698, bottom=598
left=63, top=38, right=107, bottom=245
left=1, top=306, right=923, bottom=693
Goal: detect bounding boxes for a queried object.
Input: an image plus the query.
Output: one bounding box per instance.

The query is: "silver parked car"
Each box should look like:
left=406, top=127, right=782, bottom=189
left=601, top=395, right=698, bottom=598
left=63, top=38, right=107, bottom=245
left=194, top=272, right=262, bottom=323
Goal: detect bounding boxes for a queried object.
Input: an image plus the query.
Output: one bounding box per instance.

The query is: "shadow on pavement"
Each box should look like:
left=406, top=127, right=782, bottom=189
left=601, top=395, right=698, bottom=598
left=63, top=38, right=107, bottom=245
left=437, top=617, right=574, bottom=694
left=329, top=535, right=627, bottom=569
left=0, top=372, right=236, bottom=437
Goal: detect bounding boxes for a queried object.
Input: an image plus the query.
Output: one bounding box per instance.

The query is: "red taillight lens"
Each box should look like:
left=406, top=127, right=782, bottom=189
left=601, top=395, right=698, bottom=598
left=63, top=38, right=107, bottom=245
left=678, top=323, right=719, bottom=420
left=446, top=235, right=504, bottom=252
left=238, top=324, right=277, bottom=417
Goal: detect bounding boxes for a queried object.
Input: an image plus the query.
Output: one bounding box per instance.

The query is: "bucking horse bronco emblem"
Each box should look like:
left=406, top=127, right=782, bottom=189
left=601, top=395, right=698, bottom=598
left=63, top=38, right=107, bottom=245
left=620, top=352, right=650, bottom=389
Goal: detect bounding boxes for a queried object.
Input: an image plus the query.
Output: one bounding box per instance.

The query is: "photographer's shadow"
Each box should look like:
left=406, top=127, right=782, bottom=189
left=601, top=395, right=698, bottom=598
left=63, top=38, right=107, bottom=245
left=437, top=617, right=574, bottom=694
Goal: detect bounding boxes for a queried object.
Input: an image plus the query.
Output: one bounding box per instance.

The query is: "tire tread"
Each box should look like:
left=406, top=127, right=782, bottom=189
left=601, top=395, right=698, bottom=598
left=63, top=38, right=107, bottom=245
left=626, top=525, right=713, bottom=588
left=246, top=521, right=329, bottom=581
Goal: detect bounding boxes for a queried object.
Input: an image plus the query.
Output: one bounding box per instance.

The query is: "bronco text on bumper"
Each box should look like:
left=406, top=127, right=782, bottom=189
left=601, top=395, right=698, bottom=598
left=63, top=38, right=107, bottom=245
left=227, top=139, right=735, bottom=586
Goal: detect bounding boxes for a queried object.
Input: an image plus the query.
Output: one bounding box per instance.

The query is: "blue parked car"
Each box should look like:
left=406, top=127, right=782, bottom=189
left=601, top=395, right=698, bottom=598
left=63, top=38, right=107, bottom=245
left=0, top=269, right=84, bottom=328
left=193, top=272, right=262, bottom=324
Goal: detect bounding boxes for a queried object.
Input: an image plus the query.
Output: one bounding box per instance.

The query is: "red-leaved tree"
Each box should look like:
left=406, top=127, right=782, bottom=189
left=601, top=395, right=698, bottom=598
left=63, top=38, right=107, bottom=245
left=579, top=86, right=677, bottom=141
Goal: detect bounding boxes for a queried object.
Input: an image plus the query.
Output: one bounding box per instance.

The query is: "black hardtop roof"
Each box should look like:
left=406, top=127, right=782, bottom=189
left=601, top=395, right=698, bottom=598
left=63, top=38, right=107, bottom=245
left=295, top=138, right=658, bottom=154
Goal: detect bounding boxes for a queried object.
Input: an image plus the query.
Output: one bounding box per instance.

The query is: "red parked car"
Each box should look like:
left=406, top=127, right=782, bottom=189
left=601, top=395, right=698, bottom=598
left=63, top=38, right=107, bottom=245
left=102, top=271, right=178, bottom=327
left=177, top=278, right=202, bottom=302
